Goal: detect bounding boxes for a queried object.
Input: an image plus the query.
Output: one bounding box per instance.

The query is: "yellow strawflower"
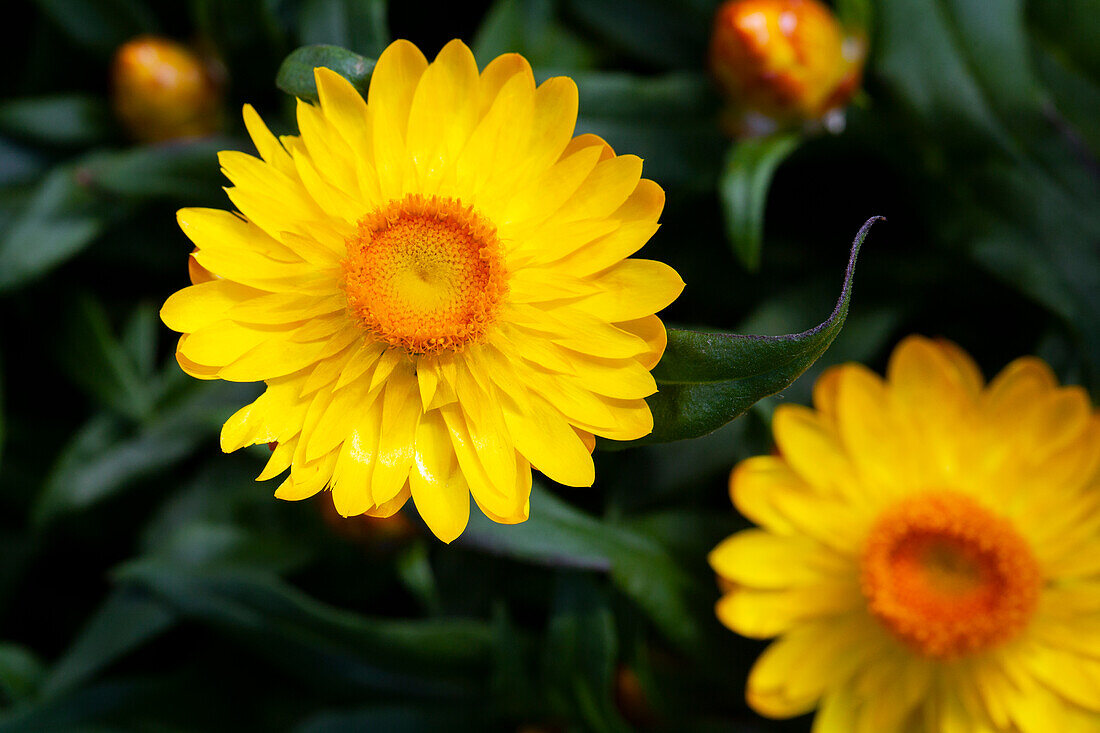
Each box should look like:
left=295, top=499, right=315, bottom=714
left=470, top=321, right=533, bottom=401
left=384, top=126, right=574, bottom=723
left=710, top=336, right=1100, bottom=731
left=111, top=36, right=222, bottom=142
left=161, top=39, right=684, bottom=543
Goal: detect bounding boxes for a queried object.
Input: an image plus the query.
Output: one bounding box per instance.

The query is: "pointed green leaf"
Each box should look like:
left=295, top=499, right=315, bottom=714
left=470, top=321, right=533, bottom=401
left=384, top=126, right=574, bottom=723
left=39, top=589, right=176, bottom=699
left=277, top=45, right=376, bottom=103
left=632, top=217, right=881, bottom=445
left=0, top=96, right=111, bottom=148
left=114, top=564, right=493, bottom=693
left=459, top=485, right=705, bottom=652
left=0, top=166, right=123, bottom=293
left=0, top=643, right=43, bottom=706
left=719, top=133, right=802, bottom=271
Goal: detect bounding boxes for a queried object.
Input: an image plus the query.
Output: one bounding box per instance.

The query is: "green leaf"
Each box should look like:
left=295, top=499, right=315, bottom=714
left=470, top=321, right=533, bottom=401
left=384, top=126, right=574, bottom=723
left=277, top=45, right=376, bottom=103
left=120, top=303, right=158, bottom=380
left=0, top=347, right=4, bottom=474
left=39, top=589, right=176, bottom=700
left=0, top=680, right=149, bottom=733
left=0, top=643, right=44, bottom=707
left=0, top=96, right=111, bottom=148
left=294, top=706, right=487, bottom=733
left=33, top=382, right=257, bottom=525
left=57, top=296, right=154, bottom=421
left=31, top=0, right=156, bottom=55
left=0, top=166, right=122, bottom=293
left=459, top=485, right=705, bottom=652
left=0, top=138, right=46, bottom=187
left=114, top=564, right=494, bottom=693
left=76, top=138, right=238, bottom=201
left=719, top=133, right=802, bottom=271
left=543, top=575, right=627, bottom=733
left=299, top=0, right=388, bottom=58
left=473, top=0, right=597, bottom=71
left=562, top=0, right=712, bottom=69
left=635, top=217, right=880, bottom=445
left=574, top=72, right=724, bottom=190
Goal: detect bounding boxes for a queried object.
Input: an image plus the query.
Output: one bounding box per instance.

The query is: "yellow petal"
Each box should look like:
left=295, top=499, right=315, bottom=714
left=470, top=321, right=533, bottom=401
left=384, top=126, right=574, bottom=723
left=501, top=390, right=595, bottom=487
left=410, top=410, right=470, bottom=543
left=371, top=364, right=422, bottom=504
left=615, top=315, right=667, bottom=370
left=715, top=581, right=862, bottom=639
left=161, top=279, right=261, bottom=333
left=242, top=103, right=294, bottom=175
left=330, top=399, right=384, bottom=516
left=708, top=529, right=849, bottom=588
left=569, top=259, right=684, bottom=322
left=405, top=39, right=479, bottom=192
left=367, top=39, right=428, bottom=200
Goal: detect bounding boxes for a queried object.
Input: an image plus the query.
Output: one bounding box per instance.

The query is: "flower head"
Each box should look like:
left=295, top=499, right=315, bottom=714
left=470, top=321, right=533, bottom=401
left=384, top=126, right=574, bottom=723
left=709, top=0, right=864, bottom=129
left=112, top=36, right=222, bottom=142
left=710, top=336, right=1100, bottom=730
left=161, top=39, right=684, bottom=542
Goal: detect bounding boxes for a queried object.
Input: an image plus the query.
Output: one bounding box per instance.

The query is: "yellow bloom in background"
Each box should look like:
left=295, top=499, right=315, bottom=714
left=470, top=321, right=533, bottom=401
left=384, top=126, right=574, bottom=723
left=709, top=0, right=864, bottom=129
left=160, top=39, right=684, bottom=543
left=710, top=336, right=1100, bottom=731
left=112, top=35, right=222, bottom=142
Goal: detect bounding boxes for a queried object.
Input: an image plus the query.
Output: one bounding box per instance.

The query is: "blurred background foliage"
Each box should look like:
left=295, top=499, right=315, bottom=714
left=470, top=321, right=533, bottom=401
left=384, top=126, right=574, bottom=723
left=0, top=0, right=1098, bottom=730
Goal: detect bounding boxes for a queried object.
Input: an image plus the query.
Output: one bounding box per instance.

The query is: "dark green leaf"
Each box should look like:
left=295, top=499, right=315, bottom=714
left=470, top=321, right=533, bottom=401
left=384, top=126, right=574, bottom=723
left=34, top=382, right=257, bottom=525
left=0, top=139, right=46, bottom=187
left=0, top=166, right=122, bottom=293
left=39, top=589, right=176, bottom=699
left=0, top=96, right=111, bottom=147
left=474, top=0, right=597, bottom=71
left=295, top=706, right=487, bottom=733
left=459, top=485, right=705, bottom=652
left=277, top=45, right=376, bottom=103
left=76, top=138, right=238, bottom=201
left=574, top=72, right=724, bottom=189
left=0, top=680, right=149, bottom=733
left=58, top=296, right=154, bottom=421
left=719, top=133, right=802, bottom=271
left=635, top=217, right=880, bottom=444
left=115, top=564, right=494, bottom=693
left=0, top=643, right=43, bottom=707
left=543, top=575, right=627, bottom=733
left=31, top=0, right=156, bottom=55
left=121, top=303, right=158, bottom=380
left=562, top=0, right=712, bottom=69
left=299, top=0, right=388, bottom=58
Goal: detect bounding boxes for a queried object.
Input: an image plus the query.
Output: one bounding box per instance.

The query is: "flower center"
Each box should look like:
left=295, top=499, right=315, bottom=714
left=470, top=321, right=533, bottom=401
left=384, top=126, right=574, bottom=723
left=860, top=491, right=1042, bottom=659
left=342, top=194, right=506, bottom=354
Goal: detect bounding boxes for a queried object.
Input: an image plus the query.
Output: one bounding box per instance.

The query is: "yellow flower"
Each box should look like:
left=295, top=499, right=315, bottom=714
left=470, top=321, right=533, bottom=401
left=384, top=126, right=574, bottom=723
left=160, top=39, right=684, bottom=543
left=709, top=0, right=864, bottom=126
left=111, top=36, right=222, bottom=142
left=710, top=336, right=1100, bottom=731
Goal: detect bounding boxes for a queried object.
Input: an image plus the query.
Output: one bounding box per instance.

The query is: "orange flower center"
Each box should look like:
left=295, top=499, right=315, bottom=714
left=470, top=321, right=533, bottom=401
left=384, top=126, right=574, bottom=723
left=342, top=194, right=507, bottom=354
left=860, top=491, right=1042, bottom=659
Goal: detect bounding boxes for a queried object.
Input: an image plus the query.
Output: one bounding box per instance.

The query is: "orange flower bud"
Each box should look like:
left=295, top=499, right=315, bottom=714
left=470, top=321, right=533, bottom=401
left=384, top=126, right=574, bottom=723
left=111, top=36, right=222, bottom=143
left=710, top=0, right=865, bottom=129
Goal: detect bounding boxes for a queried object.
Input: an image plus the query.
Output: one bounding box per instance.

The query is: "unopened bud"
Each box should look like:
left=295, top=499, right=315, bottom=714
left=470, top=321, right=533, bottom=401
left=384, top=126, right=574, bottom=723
left=111, top=36, right=222, bottom=143
left=710, top=0, right=865, bottom=132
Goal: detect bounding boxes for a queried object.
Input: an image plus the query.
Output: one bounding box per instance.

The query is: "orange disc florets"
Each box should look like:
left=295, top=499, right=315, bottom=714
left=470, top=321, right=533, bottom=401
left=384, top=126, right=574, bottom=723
left=860, top=491, right=1042, bottom=659
left=342, top=194, right=507, bottom=355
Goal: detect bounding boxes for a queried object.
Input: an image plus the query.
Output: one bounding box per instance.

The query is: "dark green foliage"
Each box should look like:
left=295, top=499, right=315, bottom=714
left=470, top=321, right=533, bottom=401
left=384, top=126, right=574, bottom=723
left=0, top=1, right=1096, bottom=732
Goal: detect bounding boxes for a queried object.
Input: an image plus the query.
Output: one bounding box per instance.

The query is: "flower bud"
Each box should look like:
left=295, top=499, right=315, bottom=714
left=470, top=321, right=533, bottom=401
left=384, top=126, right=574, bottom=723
left=709, top=0, right=865, bottom=130
left=111, top=36, right=222, bottom=143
